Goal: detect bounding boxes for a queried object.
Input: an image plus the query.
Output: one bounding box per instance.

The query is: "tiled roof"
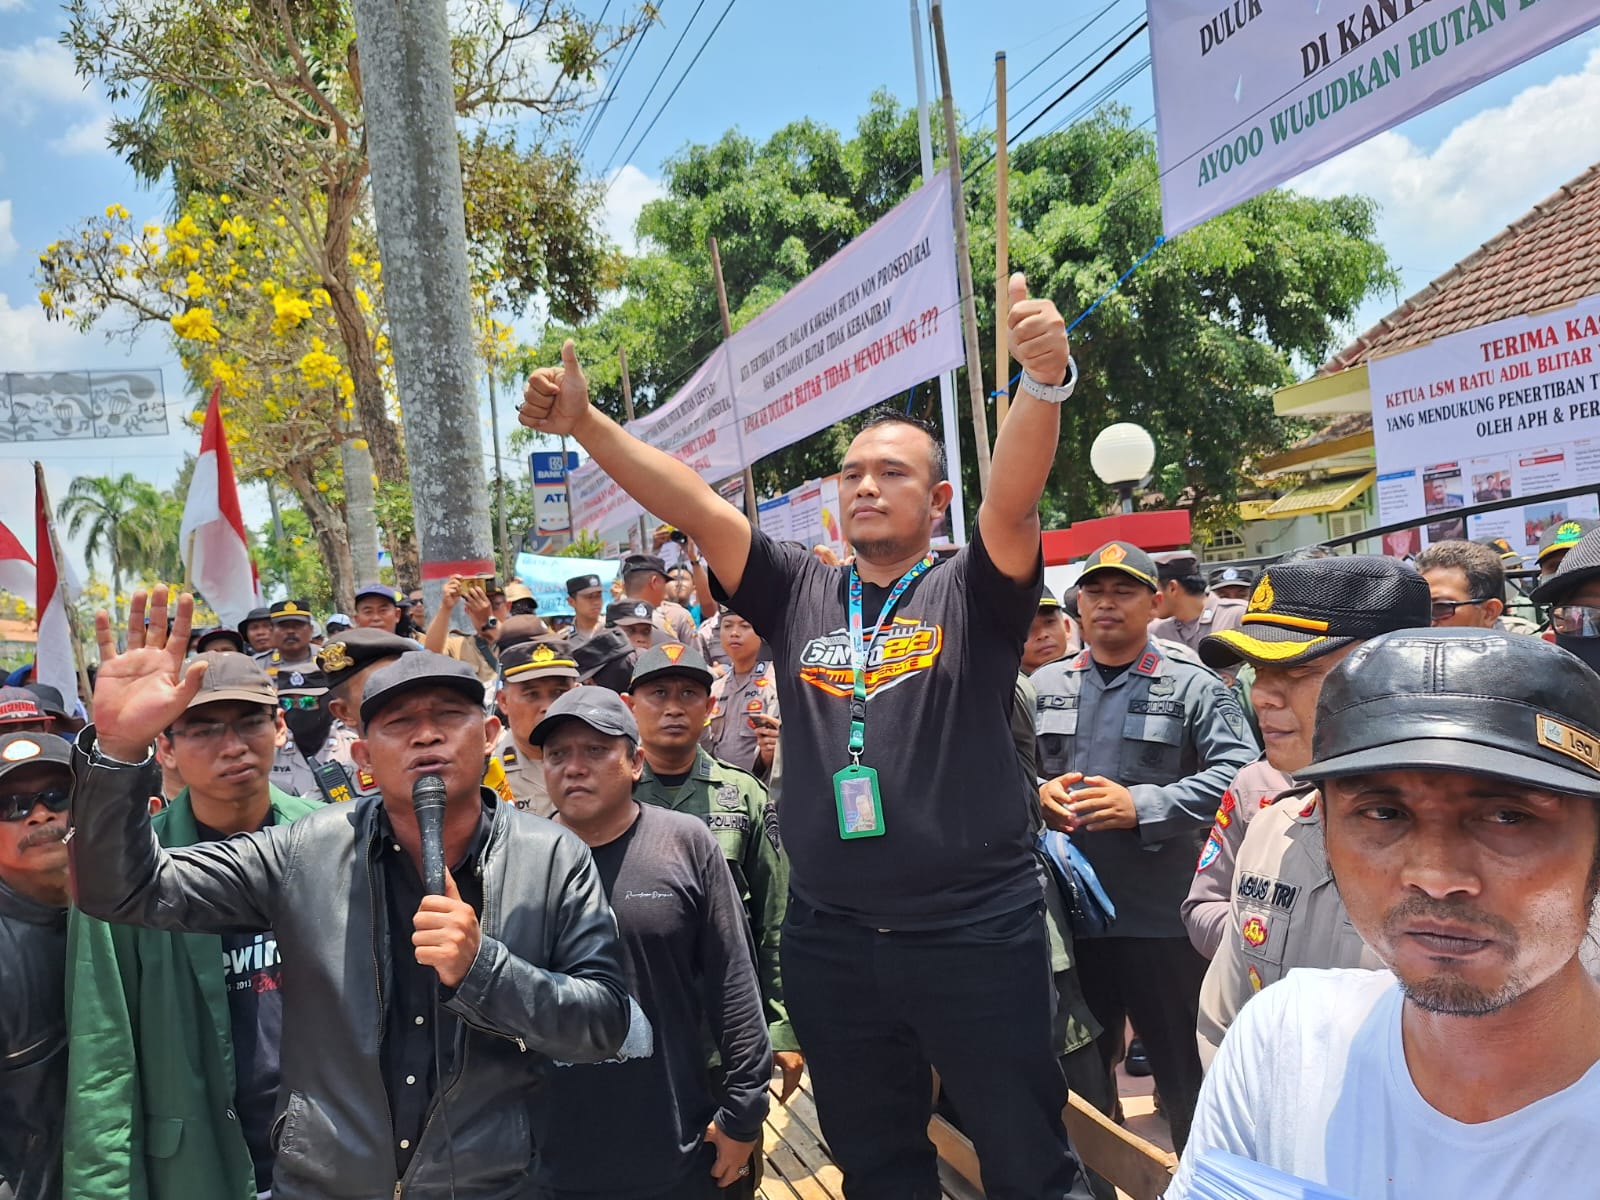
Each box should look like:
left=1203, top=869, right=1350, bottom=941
left=1321, top=161, right=1600, bottom=375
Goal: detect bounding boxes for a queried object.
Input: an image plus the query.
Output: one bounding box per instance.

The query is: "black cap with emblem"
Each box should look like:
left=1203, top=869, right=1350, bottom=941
left=501, top=636, right=579, bottom=682
left=270, top=599, right=314, bottom=623
left=629, top=642, right=714, bottom=691
left=607, top=600, right=655, bottom=628
left=1200, top=555, right=1431, bottom=670
left=317, top=628, right=420, bottom=693
left=1301, top=628, right=1600, bottom=798
left=566, top=573, right=603, bottom=597
left=621, top=553, right=669, bottom=580
left=1078, top=541, right=1159, bottom=590
left=1207, top=564, right=1256, bottom=590
left=360, top=651, right=485, bottom=726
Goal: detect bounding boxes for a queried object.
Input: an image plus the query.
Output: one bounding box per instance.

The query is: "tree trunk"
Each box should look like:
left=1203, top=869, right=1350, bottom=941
left=350, top=0, right=495, bottom=612
left=284, top=462, right=356, bottom=611
left=341, top=430, right=382, bottom=591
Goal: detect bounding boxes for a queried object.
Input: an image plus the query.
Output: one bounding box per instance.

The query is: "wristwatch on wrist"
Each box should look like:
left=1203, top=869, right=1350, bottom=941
left=479, top=617, right=499, bottom=634
left=1018, top=356, right=1080, bottom=405
left=89, top=739, right=153, bottom=769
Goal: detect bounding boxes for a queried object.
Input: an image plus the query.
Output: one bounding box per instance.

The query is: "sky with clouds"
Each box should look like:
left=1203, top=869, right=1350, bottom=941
left=0, top=0, right=1598, bottom=579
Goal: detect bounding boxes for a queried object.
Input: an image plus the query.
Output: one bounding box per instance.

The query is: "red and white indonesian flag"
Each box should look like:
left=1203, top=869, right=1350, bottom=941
left=181, top=387, right=255, bottom=626
left=0, top=520, right=36, bottom=604
left=33, top=477, right=79, bottom=712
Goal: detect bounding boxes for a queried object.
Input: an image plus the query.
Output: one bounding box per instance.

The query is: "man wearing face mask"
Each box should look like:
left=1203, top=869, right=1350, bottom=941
left=1531, top=525, right=1600, bottom=669
left=270, top=667, right=359, bottom=803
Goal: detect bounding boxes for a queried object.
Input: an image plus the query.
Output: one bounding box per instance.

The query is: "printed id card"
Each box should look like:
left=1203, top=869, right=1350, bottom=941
left=833, top=763, right=885, bottom=839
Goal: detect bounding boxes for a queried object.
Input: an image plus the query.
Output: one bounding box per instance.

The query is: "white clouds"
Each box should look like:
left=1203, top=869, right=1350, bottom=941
left=0, top=291, right=97, bottom=372
left=0, top=201, right=16, bottom=261
left=0, top=0, right=29, bottom=12
left=1290, top=44, right=1600, bottom=282
left=601, top=164, right=665, bottom=255
left=0, top=36, right=113, bottom=159
left=50, top=115, right=113, bottom=156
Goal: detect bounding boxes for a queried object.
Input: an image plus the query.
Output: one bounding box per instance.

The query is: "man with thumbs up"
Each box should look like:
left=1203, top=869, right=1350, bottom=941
left=521, top=276, right=1092, bottom=1200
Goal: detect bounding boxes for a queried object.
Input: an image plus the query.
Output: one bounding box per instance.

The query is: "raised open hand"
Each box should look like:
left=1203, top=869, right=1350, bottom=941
left=519, top=339, right=593, bottom=437
left=92, top=586, right=210, bottom=762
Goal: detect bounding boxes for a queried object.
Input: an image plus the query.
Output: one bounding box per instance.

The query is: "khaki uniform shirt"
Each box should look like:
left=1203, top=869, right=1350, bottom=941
left=656, top=599, right=699, bottom=646
left=1149, top=598, right=1247, bottom=655
left=271, top=724, right=361, bottom=801
left=444, top=629, right=499, bottom=686
left=702, top=660, right=779, bottom=776
left=566, top=619, right=605, bottom=647
left=1182, top=757, right=1299, bottom=958
left=492, top=729, right=553, bottom=817
left=1196, top=788, right=1380, bottom=1066
left=633, top=748, right=796, bottom=1052
left=697, top=613, right=733, bottom=672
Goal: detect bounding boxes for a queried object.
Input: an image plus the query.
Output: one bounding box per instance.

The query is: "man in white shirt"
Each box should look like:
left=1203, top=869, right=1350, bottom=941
left=1170, top=627, right=1600, bottom=1200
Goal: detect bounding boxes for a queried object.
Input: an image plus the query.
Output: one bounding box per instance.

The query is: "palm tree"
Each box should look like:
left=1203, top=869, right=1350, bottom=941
left=57, top=472, right=164, bottom=620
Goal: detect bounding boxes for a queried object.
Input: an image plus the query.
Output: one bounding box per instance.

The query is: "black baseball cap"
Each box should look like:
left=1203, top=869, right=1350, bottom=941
left=359, top=651, right=485, bottom=725
left=529, top=686, right=639, bottom=746
left=1078, top=541, right=1159, bottom=590
left=0, top=688, right=49, bottom=726
left=607, top=600, right=655, bottom=628
left=1200, top=555, right=1430, bottom=669
left=1536, top=518, right=1599, bottom=565
left=317, top=629, right=420, bottom=692
left=572, top=629, right=637, bottom=686
left=238, top=607, right=272, bottom=635
left=276, top=666, right=330, bottom=696
left=0, top=731, right=72, bottom=782
left=629, top=642, right=713, bottom=691
left=1531, top=525, right=1600, bottom=605
left=22, top=684, right=70, bottom=719
left=566, top=574, right=603, bottom=596
left=195, top=627, right=247, bottom=654
left=270, top=599, right=314, bottom=623
left=1153, top=552, right=1202, bottom=584
left=1038, top=587, right=1060, bottom=611
left=621, top=553, right=668, bottom=580
left=501, top=636, right=580, bottom=682
left=1301, top=628, right=1600, bottom=798
left=1208, top=565, right=1256, bottom=589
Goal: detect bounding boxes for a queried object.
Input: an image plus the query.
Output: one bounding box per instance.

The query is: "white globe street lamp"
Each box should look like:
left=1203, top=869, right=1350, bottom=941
left=1089, top=423, right=1156, bottom=514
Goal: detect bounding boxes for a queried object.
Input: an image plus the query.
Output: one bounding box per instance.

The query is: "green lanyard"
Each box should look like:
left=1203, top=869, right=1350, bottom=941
left=845, top=555, right=935, bottom=763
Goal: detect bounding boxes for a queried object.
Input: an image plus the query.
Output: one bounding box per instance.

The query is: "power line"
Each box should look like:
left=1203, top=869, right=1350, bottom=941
left=576, top=3, right=658, bottom=158
left=605, top=0, right=737, bottom=180
left=594, top=0, right=710, bottom=169
left=959, top=0, right=1124, bottom=134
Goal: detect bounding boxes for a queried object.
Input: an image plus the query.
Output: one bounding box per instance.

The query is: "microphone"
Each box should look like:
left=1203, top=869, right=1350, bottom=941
left=411, top=773, right=447, bottom=897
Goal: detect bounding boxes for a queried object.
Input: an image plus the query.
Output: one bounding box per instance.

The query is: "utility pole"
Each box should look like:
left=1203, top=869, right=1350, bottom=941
left=708, top=235, right=761, bottom=525
left=484, top=307, right=510, bottom=577
left=348, top=0, right=495, bottom=610
left=930, top=0, right=994, bottom=497
left=993, top=50, right=1011, bottom=429
left=618, top=344, right=651, bottom=551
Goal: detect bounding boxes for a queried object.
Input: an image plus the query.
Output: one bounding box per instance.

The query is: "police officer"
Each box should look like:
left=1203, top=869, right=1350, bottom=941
left=624, top=643, right=803, bottom=1111
left=1206, top=565, right=1255, bottom=603
left=1022, top=587, right=1077, bottom=675
left=1182, top=556, right=1431, bottom=961
left=606, top=600, right=657, bottom=652
left=703, top=607, right=780, bottom=777
left=261, top=598, right=317, bottom=679
left=619, top=553, right=698, bottom=645
left=1149, top=553, right=1246, bottom=655
left=270, top=666, right=359, bottom=802
left=565, top=573, right=607, bottom=645
left=238, top=606, right=275, bottom=658
left=1033, top=540, right=1257, bottom=1151
left=493, top=637, right=580, bottom=816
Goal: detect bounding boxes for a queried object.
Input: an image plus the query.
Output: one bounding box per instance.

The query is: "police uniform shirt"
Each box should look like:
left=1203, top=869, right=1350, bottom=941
left=697, top=612, right=733, bottom=672
left=270, top=723, right=360, bottom=801
left=1032, top=641, right=1258, bottom=939
left=656, top=599, right=699, bottom=647
left=565, top=619, right=605, bottom=648
left=1148, top=598, right=1247, bottom=655
left=703, top=660, right=779, bottom=776
left=633, top=747, right=797, bottom=1052
left=1194, top=788, right=1379, bottom=1066
left=492, top=729, right=553, bottom=817
left=328, top=721, right=381, bottom=798
left=1181, top=756, right=1299, bottom=958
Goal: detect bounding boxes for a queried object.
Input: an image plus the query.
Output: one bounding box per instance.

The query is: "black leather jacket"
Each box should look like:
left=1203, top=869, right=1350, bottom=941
left=68, top=733, right=631, bottom=1200
left=0, top=878, right=66, bottom=1200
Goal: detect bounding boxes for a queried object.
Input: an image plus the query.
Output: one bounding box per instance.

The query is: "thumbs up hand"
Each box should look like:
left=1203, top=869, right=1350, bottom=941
left=1006, top=272, right=1069, bottom=387
left=519, top=339, right=594, bottom=437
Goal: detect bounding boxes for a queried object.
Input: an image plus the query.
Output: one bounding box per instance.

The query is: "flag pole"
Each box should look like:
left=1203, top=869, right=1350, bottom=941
left=33, top=462, right=93, bottom=717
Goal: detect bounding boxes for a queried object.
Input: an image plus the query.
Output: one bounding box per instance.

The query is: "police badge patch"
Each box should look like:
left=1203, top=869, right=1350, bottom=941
left=714, top=783, right=742, bottom=811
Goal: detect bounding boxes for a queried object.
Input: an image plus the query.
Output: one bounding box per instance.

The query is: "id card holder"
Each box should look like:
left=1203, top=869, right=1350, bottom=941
left=833, top=763, right=886, bottom=839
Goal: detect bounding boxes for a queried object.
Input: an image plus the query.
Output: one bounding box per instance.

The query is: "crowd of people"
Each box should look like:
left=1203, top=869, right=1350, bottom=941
left=4, top=276, right=1600, bottom=1200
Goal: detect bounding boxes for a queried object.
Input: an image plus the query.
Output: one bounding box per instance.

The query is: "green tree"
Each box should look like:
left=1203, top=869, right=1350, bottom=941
left=253, top=507, right=335, bottom=612
left=57, top=472, right=164, bottom=620
left=518, top=98, right=1395, bottom=531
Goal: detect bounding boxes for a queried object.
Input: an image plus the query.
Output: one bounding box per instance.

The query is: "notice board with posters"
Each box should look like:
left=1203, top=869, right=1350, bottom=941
left=1367, top=292, right=1600, bottom=558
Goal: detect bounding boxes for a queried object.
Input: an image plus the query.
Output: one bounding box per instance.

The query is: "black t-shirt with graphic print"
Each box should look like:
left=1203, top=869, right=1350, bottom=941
left=714, top=526, right=1043, bottom=929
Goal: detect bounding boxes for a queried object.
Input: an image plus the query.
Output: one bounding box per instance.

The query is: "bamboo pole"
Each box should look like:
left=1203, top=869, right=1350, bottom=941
left=618, top=345, right=651, bottom=552
left=931, top=0, right=994, bottom=496
left=994, top=50, right=1011, bottom=429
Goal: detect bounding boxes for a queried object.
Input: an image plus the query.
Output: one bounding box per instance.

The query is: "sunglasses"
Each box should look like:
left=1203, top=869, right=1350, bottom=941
left=279, top=695, right=321, bottom=711
left=0, top=787, right=71, bottom=823
left=1429, top=598, right=1490, bottom=622
left=1551, top=605, right=1600, bottom=638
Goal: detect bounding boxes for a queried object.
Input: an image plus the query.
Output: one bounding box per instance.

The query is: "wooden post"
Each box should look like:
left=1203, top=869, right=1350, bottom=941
left=32, top=463, right=93, bottom=714
left=931, top=0, right=993, bottom=496
left=618, top=345, right=651, bottom=552
left=993, top=50, right=1011, bottom=429
left=707, top=235, right=761, bottom=525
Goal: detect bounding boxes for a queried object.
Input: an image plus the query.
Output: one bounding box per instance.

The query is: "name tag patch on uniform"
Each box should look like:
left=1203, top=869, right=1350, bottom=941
left=1130, top=700, right=1184, bottom=718
left=706, top=813, right=752, bottom=834
left=1237, top=873, right=1300, bottom=912
left=1037, top=694, right=1078, bottom=712
left=1241, top=915, right=1269, bottom=948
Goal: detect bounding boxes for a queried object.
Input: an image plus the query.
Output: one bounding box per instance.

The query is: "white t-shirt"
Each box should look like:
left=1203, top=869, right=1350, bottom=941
left=1168, top=967, right=1600, bottom=1199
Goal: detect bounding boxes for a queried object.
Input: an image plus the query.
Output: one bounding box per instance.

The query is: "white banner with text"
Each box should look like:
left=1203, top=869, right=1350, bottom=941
left=1147, top=0, right=1600, bottom=235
